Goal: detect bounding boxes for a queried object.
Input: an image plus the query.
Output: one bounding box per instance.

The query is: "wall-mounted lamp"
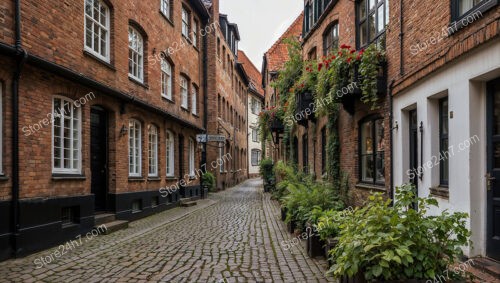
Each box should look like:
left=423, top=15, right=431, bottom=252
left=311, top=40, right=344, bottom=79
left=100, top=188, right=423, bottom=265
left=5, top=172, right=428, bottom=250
left=120, top=125, right=128, bottom=137
left=392, top=121, right=399, bottom=131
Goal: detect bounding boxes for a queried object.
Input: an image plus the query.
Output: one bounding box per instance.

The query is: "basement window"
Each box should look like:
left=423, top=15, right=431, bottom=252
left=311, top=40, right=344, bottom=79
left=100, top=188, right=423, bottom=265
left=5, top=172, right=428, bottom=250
left=61, top=206, right=79, bottom=227
left=151, top=196, right=159, bottom=208
left=132, top=200, right=142, bottom=213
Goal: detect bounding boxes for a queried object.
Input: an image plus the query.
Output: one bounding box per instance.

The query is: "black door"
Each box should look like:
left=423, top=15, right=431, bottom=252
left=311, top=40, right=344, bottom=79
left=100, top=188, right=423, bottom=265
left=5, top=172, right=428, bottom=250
left=178, top=135, right=185, bottom=196
left=91, top=107, right=108, bottom=211
left=487, top=78, right=500, bottom=260
left=409, top=109, right=419, bottom=209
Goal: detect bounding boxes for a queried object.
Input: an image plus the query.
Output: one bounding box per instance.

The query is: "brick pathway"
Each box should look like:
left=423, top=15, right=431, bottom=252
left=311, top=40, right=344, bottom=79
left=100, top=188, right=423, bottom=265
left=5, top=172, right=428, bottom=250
left=0, top=179, right=332, bottom=283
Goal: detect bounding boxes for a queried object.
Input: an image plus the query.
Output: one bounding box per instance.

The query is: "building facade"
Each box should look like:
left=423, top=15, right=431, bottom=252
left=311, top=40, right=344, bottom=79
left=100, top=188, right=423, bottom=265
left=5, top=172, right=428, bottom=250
left=238, top=51, right=264, bottom=178
left=0, top=0, right=213, bottom=260
left=204, top=0, right=249, bottom=190
left=390, top=1, right=500, bottom=260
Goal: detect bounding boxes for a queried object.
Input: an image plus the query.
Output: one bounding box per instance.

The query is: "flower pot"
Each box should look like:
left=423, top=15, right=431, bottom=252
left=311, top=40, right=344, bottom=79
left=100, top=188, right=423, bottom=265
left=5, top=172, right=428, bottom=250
left=287, top=220, right=296, bottom=234
left=324, top=237, right=338, bottom=267
left=281, top=206, right=287, bottom=221
left=306, top=223, right=324, bottom=258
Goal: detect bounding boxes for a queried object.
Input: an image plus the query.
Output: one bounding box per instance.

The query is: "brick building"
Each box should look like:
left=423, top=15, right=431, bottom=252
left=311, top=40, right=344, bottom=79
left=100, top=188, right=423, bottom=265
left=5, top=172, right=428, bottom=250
left=389, top=1, right=500, bottom=260
left=203, top=0, right=249, bottom=190
left=0, top=0, right=215, bottom=260
left=238, top=50, right=264, bottom=178
left=262, top=13, right=304, bottom=162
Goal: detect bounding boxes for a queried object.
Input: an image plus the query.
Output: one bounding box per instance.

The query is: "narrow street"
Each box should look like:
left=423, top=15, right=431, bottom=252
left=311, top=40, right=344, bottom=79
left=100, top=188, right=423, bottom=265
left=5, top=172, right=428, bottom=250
left=0, top=179, right=332, bottom=283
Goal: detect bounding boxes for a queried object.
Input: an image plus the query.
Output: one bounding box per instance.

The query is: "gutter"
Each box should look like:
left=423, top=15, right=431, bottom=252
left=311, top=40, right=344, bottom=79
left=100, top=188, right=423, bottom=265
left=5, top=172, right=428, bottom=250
left=12, top=0, right=27, bottom=257
left=201, top=18, right=209, bottom=183
left=0, top=43, right=204, bottom=132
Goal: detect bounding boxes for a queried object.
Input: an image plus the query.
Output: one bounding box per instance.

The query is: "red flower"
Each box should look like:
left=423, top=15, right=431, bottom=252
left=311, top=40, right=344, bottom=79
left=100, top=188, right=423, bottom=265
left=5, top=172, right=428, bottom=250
left=347, top=58, right=352, bottom=63
left=350, top=49, right=356, bottom=54
left=356, top=54, right=362, bottom=61
left=318, top=63, right=323, bottom=71
left=340, top=44, right=352, bottom=49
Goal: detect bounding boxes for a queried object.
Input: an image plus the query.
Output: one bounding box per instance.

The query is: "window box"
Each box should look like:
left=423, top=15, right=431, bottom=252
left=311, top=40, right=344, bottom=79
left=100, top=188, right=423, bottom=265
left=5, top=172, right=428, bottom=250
left=340, top=62, right=387, bottom=115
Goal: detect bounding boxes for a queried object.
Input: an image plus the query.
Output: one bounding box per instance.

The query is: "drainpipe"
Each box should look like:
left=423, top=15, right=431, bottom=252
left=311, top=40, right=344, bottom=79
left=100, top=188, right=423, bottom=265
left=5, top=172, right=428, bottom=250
left=201, top=19, right=208, bottom=197
left=12, top=0, right=28, bottom=257
left=399, top=0, right=404, bottom=76
left=389, top=80, right=395, bottom=205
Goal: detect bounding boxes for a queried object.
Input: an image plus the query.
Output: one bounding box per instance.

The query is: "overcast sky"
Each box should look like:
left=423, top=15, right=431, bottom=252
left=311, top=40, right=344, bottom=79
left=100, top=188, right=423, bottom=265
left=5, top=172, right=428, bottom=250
left=219, top=0, right=303, bottom=72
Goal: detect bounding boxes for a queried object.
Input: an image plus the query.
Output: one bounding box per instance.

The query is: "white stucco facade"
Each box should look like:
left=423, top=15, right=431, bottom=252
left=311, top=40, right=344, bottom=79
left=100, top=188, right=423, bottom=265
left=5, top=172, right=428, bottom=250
left=248, top=92, right=263, bottom=176
left=392, top=40, right=500, bottom=257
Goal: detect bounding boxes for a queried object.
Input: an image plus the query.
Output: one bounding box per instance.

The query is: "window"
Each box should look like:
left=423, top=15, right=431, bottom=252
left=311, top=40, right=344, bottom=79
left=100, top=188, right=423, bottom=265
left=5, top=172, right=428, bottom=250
left=166, top=130, right=175, bottom=177
left=182, top=7, right=190, bottom=38
left=61, top=206, right=79, bottom=226
left=151, top=196, right=159, bottom=207
left=308, top=2, right=313, bottom=30
left=191, top=86, right=198, bottom=115
left=132, top=199, right=142, bottom=213
left=148, top=125, right=158, bottom=177
left=84, top=0, right=110, bottom=61
left=252, top=128, right=259, bottom=142
left=251, top=98, right=261, bottom=115
left=357, top=0, right=389, bottom=48
left=53, top=97, right=82, bottom=174
left=128, top=26, right=144, bottom=82
left=451, top=0, right=497, bottom=22
left=321, top=127, right=327, bottom=174
left=161, top=58, right=172, bottom=100
left=188, top=138, right=195, bottom=177
left=302, top=134, right=308, bottom=172
left=360, top=117, right=385, bottom=184
left=180, top=76, right=188, bottom=109
left=323, top=22, right=339, bottom=55
left=129, top=119, right=142, bottom=177
left=160, top=0, right=171, bottom=19
left=439, top=98, right=449, bottom=186
left=193, top=20, right=198, bottom=47
left=251, top=149, right=261, bottom=166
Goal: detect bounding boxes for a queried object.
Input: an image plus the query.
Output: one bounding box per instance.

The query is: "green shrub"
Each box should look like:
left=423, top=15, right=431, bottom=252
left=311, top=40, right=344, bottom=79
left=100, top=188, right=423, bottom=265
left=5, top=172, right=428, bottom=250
left=201, top=172, right=216, bottom=192
left=329, top=184, right=471, bottom=281
left=259, top=158, right=274, bottom=184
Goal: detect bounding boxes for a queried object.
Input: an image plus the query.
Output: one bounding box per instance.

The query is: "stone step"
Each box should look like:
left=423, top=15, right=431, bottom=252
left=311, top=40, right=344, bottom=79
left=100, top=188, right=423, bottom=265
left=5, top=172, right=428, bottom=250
left=94, top=213, right=116, bottom=226
left=98, top=220, right=129, bottom=235
left=180, top=198, right=197, bottom=207
left=473, top=257, right=500, bottom=278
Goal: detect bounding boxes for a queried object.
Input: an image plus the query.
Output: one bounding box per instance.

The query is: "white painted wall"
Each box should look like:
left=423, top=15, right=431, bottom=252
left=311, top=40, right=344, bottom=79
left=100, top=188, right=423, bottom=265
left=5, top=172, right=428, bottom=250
left=392, top=40, right=500, bottom=257
left=248, top=93, right=263, bottom=175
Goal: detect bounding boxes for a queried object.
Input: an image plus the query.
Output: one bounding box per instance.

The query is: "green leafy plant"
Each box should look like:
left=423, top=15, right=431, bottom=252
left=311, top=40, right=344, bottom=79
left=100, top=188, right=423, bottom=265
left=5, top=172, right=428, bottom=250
left=259, top=158, right=275, bottom=184
left=329, top=184, right=471, bottom=281
left=358, top=44, right=385, bottom=109
left=201, top=172, right=216, bottom=192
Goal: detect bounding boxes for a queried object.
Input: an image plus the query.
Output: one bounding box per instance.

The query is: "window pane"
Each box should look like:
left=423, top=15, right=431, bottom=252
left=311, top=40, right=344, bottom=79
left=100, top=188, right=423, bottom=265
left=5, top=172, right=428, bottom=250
left=362, top=155, right=374, bottom=182
left=376, top=152, right=385, bottom=182
left=368, top=13, right=376, bottom=41
left=377, top=5, right=384, bottom=32
left=369, top=0, right=376, bottom=10
left=360, top=21, right=368, bottom=46
left=361, top=122, right=373, bottom=154
left=359, top=0, right=367, bottom=19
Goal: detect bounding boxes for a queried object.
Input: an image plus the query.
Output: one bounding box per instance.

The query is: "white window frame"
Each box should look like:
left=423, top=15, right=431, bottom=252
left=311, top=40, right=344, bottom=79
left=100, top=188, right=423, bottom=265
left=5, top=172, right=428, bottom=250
left=129, top=119, right=142, bottom=177
left=52, top=96, right=82, bottom=174
left=181, top=76, right=189, bottom=109
left=84, top=0, right=110, bottom=62
left=252, top=128, right=259, bottom=142
left=192, top=20, right=198, bottom=46
left=166, top=130, right=175, bottom=177
left=128, top=26, right=144, bottom=82
left=161, top=58, right=172, bottom=100
left=251, top=149, right=261, bottom=166
left=148, top=125, right=159, bottom=177
left=182, top=7, right=190, bottom=38
left=188, top=138, right=195, bottom=177
left=160, top=0, right=170, bottom=19
left=191, top=86, right=197, bottom=115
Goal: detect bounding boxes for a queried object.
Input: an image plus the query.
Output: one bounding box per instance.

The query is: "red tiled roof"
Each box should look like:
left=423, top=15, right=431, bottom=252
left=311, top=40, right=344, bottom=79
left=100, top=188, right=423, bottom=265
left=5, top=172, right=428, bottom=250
left=264, top=12, right=304, bottom=72
left=238, top=50, right=264, bottom=98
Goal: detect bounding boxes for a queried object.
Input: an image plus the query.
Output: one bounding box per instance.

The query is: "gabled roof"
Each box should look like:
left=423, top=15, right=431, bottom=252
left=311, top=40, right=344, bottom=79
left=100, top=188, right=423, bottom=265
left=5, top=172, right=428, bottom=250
left=264, top=12, right=304, bottom=72
left=238, top=50, right=264, bottom=98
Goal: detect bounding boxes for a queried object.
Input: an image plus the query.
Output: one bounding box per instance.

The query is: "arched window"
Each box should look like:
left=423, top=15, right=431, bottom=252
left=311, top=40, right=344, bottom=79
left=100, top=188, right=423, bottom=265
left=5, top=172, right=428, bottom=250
left=323, top=22, right=339, bottom=55
left=128, top=26, right=144, bottom=82
left=161, top=58, right=172, bottom=100
left=166, top=130, right=175, bottom=177
left=148, top=125, right=158, bottom=177
left=129, top=119, right=142, bottom=177
left=52, top=96, right=82, bottom=173
left=84, top=0, right=110, bottom=61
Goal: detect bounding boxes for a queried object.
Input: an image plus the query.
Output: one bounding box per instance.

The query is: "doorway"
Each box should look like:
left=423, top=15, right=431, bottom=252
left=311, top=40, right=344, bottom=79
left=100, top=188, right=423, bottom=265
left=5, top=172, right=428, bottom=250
left=90, top=106, right=108, bottom=212
left=409, top=109, right=419, bottom=209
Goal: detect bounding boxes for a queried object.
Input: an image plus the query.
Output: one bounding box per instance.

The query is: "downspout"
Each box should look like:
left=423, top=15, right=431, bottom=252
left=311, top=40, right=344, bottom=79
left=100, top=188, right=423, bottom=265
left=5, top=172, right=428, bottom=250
left=399, top=0, right=404, bottom=76
left=389, top=80, right=395, bottom=205
left=12, top=0, right=28, bottom=257
left=201, top=19, right=208, bottom=191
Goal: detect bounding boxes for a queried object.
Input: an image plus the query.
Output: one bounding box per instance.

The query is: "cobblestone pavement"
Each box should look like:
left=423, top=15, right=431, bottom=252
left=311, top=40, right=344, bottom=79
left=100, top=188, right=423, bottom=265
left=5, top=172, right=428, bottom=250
left=0, top=179, right=333, bottom=283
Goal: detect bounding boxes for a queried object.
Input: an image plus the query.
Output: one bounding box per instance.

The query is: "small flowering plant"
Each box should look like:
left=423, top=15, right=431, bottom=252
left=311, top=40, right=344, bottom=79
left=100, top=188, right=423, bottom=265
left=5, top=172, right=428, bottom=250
left=258, top=106, right=285, bottom=141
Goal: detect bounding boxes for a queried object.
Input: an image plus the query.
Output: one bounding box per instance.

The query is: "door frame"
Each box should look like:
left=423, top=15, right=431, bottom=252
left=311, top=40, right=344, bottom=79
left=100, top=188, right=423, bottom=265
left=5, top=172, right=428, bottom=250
left=90, top=106, right=109, bottom=212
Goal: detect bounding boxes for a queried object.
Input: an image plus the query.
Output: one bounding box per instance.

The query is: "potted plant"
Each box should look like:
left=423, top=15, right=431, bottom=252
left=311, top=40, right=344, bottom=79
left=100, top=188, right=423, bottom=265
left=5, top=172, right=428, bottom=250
left=328, top=184, right=471, bottom=282
left=259, top=158, right=275, bottom=192
left=201, top=172, right=216, bottom=197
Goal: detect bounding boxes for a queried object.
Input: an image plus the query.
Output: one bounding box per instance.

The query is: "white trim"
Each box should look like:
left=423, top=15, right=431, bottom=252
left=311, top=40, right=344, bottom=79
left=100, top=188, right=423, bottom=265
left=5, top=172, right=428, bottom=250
left=128, top=26, right=144, bottom=82
left=160, top=0, right=170, bottom=19
left=148, top=124, right=159, bottom=177
left=129, top=119, right=142, bottom=177
left=180, top=76, right=188, bottom=109
left=166, top=130, right=175, bottom=177
left=191, top=86, right=197, bottom=115
left=161, top=58, right=172, bottom=100
left=84, top=0, right=110, bottom=62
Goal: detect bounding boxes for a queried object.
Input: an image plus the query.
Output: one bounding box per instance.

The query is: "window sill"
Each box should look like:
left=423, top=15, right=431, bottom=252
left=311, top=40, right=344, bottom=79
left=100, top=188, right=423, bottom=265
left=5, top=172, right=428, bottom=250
left=159, top=11, right=174, bottom=27
left=355, top=182, right=386, bottom=192
left=189, top=176, right=196, bottom=180
left=429, top=186, right=449, bottom=199
left=128, top=177, right=145, bottom=182
left=162, top=96, right=175, bottom=104
left=181, top=106, right=189, bottom=112
left=83, top=50, right=115, bottom=71
left=192, top=113, right=199, bottom=118
left=148, top=177, right=161, bottom=181
left=52, top=174, right=86, bottom=181
left=166, top=176, right=178, bottom=181
left=449, top=0, right=498, bottom=34
left=128, top=76, right=149, bottom=89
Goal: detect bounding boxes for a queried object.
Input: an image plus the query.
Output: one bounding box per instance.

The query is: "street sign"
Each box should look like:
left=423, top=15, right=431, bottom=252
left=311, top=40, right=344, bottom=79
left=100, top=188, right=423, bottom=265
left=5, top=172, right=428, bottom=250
left=196, top=134, right=226, bottom=143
